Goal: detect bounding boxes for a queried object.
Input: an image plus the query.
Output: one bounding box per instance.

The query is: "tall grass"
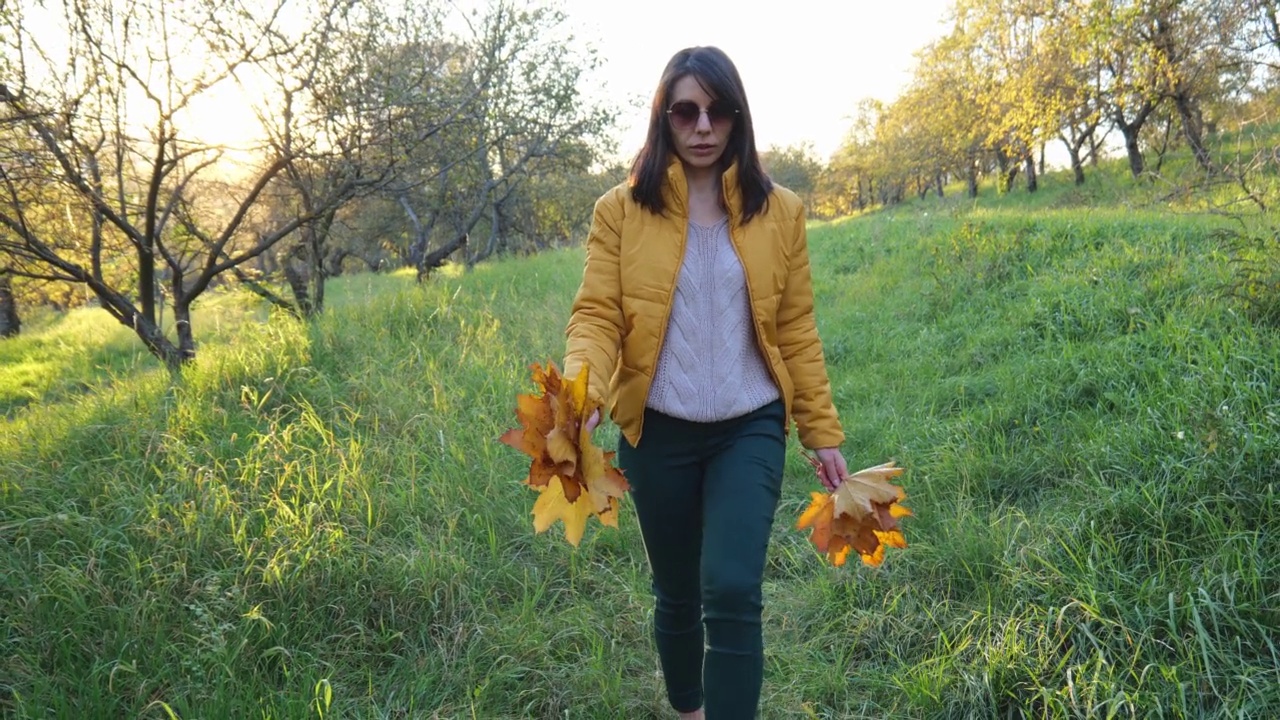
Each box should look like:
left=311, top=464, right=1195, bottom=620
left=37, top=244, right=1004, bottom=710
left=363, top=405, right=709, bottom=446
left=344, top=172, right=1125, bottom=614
left=2, top=173, right=1278, bottom=718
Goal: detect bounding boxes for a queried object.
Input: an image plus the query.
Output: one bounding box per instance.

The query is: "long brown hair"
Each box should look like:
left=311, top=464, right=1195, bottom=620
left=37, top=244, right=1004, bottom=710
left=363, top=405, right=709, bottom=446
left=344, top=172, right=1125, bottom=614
left=629, top=46, right=772, bottom=223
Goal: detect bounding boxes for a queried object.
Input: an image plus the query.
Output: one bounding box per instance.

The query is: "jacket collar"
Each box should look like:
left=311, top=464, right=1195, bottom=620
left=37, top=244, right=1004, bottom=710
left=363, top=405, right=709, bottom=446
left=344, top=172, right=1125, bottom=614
left=661, top=154, right=743, bottom=224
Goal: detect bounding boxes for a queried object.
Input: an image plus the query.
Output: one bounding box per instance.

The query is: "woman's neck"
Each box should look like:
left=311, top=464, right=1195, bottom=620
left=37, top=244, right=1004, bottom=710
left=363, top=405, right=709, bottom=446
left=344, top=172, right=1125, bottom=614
left=682, top=163, right=724, bottom=223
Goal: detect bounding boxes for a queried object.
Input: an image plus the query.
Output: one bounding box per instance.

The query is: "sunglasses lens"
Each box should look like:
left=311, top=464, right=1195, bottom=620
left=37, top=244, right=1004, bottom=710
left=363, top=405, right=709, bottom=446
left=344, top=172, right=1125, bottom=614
left=707, top=101, right=736, bottom=124
left=669, top=101, right=700, bottom=128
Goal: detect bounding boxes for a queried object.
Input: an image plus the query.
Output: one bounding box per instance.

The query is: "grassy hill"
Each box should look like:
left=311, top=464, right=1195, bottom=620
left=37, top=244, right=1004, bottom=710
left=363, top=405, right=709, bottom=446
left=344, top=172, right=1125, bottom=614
left=2, top=160, right=1278, bottom=718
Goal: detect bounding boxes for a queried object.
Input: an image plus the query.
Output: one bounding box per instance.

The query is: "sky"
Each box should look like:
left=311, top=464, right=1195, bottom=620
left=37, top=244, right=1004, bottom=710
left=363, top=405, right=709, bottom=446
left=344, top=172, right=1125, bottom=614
left=15, top=0, right=957, bottom=166
left=558, top=0, right=956, bottom=163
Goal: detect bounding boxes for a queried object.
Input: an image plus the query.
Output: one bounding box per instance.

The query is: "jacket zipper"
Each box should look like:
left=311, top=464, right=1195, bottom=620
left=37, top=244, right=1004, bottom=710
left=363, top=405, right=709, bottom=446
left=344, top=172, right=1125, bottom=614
left=726, top=219, right=791, bottom=435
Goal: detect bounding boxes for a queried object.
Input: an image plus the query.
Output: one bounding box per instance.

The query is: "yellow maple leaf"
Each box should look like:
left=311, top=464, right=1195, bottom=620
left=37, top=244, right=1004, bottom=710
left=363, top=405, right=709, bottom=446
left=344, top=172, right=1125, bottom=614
left=532, top=475, right=594, bottom=547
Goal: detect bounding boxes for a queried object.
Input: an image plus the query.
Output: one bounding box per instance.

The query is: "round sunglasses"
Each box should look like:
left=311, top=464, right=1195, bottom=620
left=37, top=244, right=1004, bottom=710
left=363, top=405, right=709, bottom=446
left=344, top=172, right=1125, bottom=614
left=666, top=100, right=739, bottom=131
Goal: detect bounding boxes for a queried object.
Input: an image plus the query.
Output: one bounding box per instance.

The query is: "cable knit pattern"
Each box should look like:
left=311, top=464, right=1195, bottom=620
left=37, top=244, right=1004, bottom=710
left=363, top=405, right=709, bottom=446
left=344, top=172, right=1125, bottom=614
left=647, top=217, right=780, bottom=422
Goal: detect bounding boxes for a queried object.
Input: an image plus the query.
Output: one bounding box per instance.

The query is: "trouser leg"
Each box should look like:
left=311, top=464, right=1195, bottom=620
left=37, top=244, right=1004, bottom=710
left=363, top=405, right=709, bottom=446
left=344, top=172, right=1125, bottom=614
left=700, top=401, right=786, bottom=720
left=618, top=409, right=706, bottom=713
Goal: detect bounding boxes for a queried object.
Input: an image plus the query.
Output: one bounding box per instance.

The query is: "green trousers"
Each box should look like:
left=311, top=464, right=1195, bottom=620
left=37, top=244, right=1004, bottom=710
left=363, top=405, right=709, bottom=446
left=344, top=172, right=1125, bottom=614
left=617, top=399, right=786, bottom=720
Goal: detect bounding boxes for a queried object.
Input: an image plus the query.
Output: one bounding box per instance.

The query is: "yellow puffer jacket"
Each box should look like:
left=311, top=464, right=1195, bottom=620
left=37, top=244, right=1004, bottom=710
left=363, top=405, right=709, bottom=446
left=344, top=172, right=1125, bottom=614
left=563, top=156, right=844, bottom=451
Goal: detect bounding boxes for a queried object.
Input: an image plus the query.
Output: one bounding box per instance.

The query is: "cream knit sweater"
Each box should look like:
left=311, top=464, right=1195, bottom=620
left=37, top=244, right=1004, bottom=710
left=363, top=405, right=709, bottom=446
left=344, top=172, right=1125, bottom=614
left=646, top=217, right=781, bottom=422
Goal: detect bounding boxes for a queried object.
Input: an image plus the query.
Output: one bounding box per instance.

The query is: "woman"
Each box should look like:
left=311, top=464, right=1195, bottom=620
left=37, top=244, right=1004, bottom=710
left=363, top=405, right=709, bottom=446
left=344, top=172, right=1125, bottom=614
left=562, top=46, right=849, bottom=719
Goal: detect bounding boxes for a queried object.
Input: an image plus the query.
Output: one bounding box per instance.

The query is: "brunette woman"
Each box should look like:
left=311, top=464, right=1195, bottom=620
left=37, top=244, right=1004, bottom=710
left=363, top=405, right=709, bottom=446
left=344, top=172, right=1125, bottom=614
left=563, top=46, right=848, bottom=719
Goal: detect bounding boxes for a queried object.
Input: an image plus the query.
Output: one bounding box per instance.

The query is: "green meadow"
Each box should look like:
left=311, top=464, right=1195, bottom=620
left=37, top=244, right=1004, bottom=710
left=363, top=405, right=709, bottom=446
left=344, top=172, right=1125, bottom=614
left=2, top=168, right=1278, bottom=718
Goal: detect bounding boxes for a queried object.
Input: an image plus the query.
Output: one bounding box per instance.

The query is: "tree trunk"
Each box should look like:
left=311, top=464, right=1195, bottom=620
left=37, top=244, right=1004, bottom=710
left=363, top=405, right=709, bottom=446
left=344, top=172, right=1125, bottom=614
left=1153, top=114, right=1175, bottom=175
left=291, top=206, right=332, bottom=318
left=284, top=257, right=313, bottom=318
left=95, top=279, right=183, bottom=370
left=1024, top=154, right=1038, bottom=193
left=136, top=315, right=183, bottom=370
left=419, top=174, right=498, bottom=275
left=476, top=201, right=502, bottom=266
left=0, top=273, right=19, bottom=338
left=1119, top=123, right=1145, bottom=177
left=1113, top=102, right=1156, bottom=178
left=138, top=243, right=156, bottom=325
left=966, top=160, right=979, bottom=199
left=307, top=227, right=326, bottom=317
left=1174, top=93, right=1214, bottom=172
left=1061, top=135, right=1086, bottom=185
left=418, top=233, right=468, bottom=282
left=470, top=187, right=520, bottom=268
left=935, top=173, right=944, bottom=198
left=173, top=301, right=196, bottom=366
left=325, top=249, right=351, bottom=277
left=401, top=194, right=441, bottom=271
left=996, top=150, right=1020, bottom=193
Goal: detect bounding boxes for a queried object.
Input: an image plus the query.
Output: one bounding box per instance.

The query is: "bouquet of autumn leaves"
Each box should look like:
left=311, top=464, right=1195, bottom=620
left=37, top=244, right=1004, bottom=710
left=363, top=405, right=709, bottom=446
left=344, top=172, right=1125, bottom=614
left=796, top=455, right=912, bottom=567
left=501, top=361, right=911, bottom=564
left=499, top=362, right=629, bottom=547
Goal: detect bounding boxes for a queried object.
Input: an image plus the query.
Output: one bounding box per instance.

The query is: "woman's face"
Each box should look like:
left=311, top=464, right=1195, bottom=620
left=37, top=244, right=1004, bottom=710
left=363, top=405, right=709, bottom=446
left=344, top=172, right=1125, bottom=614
left=666, top=75, right=737, bottom=171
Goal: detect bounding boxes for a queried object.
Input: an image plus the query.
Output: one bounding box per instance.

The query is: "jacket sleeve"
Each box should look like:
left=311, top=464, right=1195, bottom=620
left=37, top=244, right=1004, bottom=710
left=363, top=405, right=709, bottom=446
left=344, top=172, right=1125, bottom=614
left=563, top=189, right=624, bottom=413
left=775, top=200, right=845, bottom=449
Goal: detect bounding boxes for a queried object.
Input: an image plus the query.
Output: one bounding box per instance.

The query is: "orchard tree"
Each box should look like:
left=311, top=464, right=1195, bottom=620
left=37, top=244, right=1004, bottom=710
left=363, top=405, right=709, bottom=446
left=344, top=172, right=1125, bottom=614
left=234, top=2, right=477, bottom=314
left=336, top=0, right=616, bottom=281
left=760, top=143, right=822, bottom=211
left=457, top=1, right=614, bottom=269
left=912, top=27, right=993, bottom=197
left=819, top=99, right=884, bottom=215
left=0, top=0, right=375, bottom=368
left=1040, top=7, right=1108, bottom=185
left=1083, top=0, right=1167, bottom=177
left=1141, top=0, right=1249, bottom=173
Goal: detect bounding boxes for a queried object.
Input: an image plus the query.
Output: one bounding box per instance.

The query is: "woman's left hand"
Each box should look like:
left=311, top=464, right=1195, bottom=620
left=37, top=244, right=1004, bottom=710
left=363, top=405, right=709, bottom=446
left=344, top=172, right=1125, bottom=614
left=813, top=447, right=849, bottom=492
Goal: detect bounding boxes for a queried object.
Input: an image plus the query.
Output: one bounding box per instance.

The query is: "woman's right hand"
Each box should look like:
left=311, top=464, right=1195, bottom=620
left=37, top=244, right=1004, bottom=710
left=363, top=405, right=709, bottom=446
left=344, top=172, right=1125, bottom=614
left=812, top=446, right=849, bottom=492
left=585, top=408, right=602, bottom=433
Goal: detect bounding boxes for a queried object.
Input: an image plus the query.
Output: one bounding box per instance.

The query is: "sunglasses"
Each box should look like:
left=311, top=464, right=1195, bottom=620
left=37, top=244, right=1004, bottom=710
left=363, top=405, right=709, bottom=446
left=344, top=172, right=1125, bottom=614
left=666, top=100, right=739, bottom=130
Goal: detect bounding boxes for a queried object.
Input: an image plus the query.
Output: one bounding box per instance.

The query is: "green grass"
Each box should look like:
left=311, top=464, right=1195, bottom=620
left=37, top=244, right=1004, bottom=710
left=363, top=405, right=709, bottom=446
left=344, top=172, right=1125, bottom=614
left=2, top=165, right=1279, bottom=718
left=0, top=290, right=265, bottom=417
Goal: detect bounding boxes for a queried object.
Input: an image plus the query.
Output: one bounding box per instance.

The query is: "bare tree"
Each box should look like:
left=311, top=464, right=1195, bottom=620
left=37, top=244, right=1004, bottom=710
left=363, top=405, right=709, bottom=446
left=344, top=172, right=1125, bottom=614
left=245, top=2, right=488, bottom=310
left=402, top=0, right=613, bottom=274
left=0, top=0, right=375, bottom=368
left=257, top=0, right=615, bottom=287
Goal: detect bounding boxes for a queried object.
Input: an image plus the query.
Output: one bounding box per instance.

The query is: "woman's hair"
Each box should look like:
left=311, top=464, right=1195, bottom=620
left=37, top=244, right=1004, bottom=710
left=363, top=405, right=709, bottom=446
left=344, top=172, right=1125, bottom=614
left=629, top=46, right=772, bottom=223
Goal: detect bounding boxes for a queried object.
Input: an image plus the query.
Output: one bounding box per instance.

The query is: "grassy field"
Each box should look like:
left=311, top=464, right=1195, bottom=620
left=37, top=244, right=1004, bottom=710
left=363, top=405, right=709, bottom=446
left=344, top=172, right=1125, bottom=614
left=2, top=163, right=1279, bottom=718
